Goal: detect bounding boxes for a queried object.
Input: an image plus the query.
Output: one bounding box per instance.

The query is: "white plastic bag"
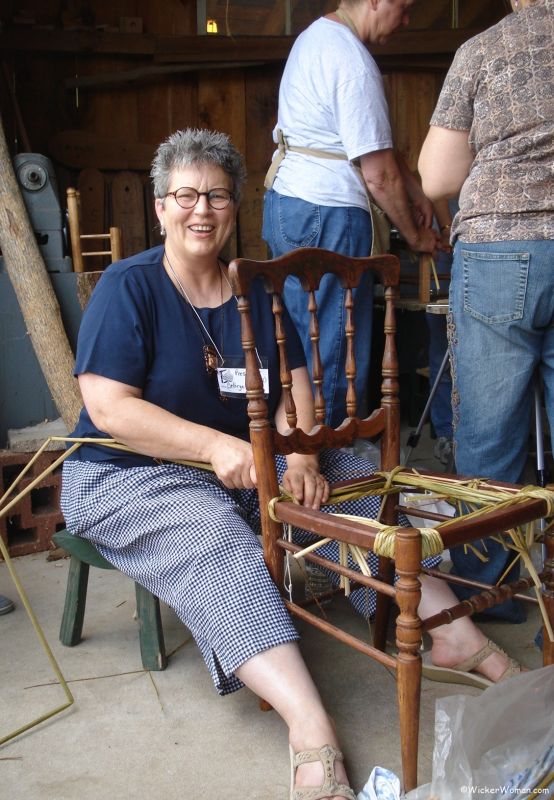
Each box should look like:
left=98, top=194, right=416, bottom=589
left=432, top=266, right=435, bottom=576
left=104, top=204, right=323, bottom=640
left=357, top=766, right=401, bottom=800
left=405, top=665, right=554, bottom=799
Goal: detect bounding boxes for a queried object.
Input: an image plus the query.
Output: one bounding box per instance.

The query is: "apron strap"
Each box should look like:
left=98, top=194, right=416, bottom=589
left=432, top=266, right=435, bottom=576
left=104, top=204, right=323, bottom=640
left=264, top=129, right=347, bottom=189
left=264, top=129, right=390, bottom=255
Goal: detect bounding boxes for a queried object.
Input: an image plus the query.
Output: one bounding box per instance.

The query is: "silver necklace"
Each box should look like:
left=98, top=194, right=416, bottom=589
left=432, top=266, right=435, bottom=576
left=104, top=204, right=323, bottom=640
left=164, top=253, right=264, bottom=388
left=164, top=249, right=224, bottom=373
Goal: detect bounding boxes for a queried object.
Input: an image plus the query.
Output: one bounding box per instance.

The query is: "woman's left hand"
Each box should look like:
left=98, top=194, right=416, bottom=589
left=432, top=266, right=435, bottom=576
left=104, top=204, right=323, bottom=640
left=282, top=459, right=329, bottom=510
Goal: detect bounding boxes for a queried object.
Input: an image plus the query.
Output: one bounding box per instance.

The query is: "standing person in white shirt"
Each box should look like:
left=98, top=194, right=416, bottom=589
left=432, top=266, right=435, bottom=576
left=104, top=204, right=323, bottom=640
left=263, top=0, right=440, bottom=428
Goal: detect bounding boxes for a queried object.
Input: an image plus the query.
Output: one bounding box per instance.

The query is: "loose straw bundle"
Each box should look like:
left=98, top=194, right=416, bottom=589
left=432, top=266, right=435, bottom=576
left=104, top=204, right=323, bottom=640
left=0, top=435, right=211, bottom=746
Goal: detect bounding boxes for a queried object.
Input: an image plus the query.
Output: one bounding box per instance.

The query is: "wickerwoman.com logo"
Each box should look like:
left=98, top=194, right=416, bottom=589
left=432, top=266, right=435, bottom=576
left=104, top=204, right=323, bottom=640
left=460, top=787, right=550, bottom=796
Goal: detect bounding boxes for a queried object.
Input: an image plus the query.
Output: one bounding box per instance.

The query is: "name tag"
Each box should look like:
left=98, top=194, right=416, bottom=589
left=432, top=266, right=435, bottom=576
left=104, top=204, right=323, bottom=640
left=217, top=355, right=269, bottom=398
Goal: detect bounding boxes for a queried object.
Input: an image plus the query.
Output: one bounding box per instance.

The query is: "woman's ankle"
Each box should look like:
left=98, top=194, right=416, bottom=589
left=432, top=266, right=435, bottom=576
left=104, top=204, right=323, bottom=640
left=288, top=710, right=337, bottom=754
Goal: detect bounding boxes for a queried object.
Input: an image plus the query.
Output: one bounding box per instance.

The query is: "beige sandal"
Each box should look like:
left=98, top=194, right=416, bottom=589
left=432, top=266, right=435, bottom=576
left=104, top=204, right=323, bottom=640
left=289, top=744, right=356, bottom=800
left=422, top=639, right=524, bottom=690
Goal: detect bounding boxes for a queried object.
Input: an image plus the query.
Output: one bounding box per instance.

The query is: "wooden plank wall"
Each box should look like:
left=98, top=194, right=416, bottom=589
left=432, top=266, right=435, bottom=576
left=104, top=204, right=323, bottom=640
left=0, top=1, right=501, bottom=266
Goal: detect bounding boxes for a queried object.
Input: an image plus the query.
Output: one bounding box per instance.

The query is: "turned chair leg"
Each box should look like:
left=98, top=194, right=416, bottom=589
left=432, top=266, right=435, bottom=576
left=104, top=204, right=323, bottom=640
left=394, top=529, right=423, bottom=792
left=396, top=654, right=421, bottom=793
left=543, top=527, right=554, bottom=665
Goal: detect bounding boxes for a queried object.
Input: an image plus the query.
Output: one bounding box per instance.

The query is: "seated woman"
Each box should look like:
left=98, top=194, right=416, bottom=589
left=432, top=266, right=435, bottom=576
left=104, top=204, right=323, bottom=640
left=61, top=128, right=523, bottom=800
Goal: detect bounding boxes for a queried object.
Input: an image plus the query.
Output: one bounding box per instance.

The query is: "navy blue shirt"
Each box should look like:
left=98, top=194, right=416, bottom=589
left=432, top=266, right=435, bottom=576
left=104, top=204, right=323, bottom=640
left=69, top=246, right=306, bottom=466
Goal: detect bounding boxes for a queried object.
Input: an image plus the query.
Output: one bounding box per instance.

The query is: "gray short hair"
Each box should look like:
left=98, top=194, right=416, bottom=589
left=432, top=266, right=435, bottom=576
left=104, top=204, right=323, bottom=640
left=150, top=128, right=247, bottom=202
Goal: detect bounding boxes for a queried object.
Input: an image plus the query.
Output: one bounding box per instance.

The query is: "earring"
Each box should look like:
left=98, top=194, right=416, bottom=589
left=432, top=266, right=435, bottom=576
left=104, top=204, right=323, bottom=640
left=160, top=224, right=166, bottom=236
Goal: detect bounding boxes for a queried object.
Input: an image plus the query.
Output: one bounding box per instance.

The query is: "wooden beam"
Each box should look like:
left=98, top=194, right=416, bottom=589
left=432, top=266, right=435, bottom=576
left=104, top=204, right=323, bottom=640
left=0, top=28, right=485, bottom=62
left=64, top=62, right=262, bottom=90
left=0, top=30, right=157, bottom=56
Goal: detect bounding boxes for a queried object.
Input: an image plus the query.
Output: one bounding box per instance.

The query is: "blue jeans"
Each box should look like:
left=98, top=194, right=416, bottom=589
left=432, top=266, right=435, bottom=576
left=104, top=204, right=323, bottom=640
left=262, top=189, right=374, bottom=427
left=448, top=238, right=554, bottom=621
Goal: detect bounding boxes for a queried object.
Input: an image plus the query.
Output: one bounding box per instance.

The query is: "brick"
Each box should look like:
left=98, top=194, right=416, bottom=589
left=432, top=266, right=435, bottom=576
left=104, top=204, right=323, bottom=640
left=0, top=450, right=65, bottom=557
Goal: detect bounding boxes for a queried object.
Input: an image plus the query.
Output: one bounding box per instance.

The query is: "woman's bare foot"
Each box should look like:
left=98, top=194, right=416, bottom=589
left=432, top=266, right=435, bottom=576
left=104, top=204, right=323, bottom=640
left=430, top=632, right=525, bottom=682
left=419, top=576, right=526, bottom=685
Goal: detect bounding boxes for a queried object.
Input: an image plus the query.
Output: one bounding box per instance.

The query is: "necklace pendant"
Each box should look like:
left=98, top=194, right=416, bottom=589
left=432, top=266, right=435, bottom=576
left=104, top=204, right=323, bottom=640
left=203, top=344, right=218, bottom=374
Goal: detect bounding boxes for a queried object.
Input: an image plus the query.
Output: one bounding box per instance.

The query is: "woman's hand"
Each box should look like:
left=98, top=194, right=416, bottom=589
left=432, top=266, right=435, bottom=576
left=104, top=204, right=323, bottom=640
left=78, top=372, right=257, bottom=489
left=209, top=436, right=257, bottom=490
left=282, top=456, right=329, bottom=510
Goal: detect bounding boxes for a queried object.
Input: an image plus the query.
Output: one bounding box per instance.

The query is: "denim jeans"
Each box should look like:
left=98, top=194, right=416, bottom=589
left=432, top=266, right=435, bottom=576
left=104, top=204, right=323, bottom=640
left=262, top=189, right=374, bottom=427
left=448, top=238, right=554, bottom=621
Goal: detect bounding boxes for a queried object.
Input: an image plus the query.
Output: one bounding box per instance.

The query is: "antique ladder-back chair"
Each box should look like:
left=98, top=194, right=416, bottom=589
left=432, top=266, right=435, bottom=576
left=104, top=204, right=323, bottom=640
left=66, top=187, right=122, bottom=272
left=227, top=247, right=554, bottom=792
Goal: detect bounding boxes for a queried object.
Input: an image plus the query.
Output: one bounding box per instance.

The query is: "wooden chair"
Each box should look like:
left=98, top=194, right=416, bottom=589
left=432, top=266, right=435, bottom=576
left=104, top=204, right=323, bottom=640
left=227, top=247, right=554, bottom=792
left=52, top=530, right=167, bottom=671
left=66, top=187, right=122, bottom=272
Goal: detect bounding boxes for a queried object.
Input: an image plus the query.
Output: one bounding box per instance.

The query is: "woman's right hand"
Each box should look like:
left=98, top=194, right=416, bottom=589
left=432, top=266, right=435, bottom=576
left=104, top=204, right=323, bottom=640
left=78, top=373, right=257, bottom=489
left=209, top=436, right=257, bottom=490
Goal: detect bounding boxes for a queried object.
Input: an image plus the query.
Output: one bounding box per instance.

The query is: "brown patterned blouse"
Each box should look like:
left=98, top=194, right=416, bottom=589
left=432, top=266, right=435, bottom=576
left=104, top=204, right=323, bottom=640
left=430, top=0, right=554, bottom=244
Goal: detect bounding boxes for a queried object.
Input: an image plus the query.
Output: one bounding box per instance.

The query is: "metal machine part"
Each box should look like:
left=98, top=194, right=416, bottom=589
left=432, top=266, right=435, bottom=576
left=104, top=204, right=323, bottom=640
left=8, top=153, right=72, bottom=273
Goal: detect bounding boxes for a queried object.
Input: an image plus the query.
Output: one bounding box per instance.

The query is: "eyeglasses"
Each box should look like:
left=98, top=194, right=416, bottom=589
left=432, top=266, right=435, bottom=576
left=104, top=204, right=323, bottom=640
left=164, top=187, right=235, bottom=210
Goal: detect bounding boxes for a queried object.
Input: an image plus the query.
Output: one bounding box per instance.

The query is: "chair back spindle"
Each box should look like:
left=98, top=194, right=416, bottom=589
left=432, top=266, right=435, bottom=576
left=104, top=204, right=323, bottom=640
left=230, top=247, right=400, bottom=456
left=307, top=288, right=326, bottom=424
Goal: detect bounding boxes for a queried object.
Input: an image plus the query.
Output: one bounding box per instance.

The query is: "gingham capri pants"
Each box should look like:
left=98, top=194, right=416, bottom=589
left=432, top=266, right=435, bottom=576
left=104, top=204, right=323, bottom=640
left=61, top=450, right=440, bottom=695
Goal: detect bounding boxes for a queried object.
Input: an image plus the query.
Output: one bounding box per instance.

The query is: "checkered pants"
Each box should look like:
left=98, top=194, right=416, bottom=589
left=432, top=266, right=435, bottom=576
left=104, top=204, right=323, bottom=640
left=61, top=451, right=439, bottom=695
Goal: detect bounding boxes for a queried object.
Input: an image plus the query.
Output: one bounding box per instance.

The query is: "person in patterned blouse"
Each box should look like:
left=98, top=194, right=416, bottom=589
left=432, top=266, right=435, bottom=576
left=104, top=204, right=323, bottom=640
left=418, top=0, right=554, bottom=623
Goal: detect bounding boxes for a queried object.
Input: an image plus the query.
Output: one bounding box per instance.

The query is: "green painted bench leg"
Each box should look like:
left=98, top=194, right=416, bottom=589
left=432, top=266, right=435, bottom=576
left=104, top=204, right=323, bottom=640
left=135, top=583, right=167, bottom=671
left=59, top=555, right=90, bottom=646
left=54, top=529, right=168, bottom=669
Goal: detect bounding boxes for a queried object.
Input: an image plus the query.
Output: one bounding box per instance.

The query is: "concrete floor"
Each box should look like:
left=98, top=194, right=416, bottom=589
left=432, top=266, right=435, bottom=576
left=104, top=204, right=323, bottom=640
left=0, top=425, right=546, bottom=800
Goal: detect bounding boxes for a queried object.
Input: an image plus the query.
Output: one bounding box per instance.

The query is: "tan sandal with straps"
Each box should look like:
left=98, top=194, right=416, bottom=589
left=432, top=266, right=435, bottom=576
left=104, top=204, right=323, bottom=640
left=422, top=638, right=524, bottom=690
left=289, top=744, right=356, bottom=800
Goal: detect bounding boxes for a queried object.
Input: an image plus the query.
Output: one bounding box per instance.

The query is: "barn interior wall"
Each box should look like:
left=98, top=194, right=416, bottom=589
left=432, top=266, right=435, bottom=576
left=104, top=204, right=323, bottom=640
left=0, top=0, right=504, bottom=261
left=0, top=1, right=504, bottom=443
